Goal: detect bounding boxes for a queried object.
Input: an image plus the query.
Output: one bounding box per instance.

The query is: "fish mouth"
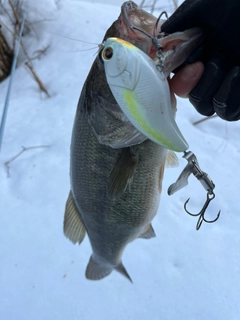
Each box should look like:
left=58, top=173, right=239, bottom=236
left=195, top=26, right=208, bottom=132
left=121, top=1, right=157, bottom=35
left=119, top=1, right=158, bottom=55
left=158, top=27, right=203, bottom=76
left=119, top=1, right=202, bottom=66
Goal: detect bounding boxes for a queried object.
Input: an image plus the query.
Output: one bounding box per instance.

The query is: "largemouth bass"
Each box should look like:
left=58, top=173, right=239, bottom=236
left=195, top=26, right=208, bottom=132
left=64, top=1, right=202, bottom=282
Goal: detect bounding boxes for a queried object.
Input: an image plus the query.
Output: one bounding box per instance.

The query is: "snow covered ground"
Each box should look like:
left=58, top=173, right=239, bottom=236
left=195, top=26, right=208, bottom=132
left=1, top=1, right=240, bottom=319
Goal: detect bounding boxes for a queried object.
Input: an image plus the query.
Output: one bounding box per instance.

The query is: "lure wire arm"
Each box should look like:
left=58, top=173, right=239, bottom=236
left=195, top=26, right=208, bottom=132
left=168, top=151, right=221, bottom=230
left=130, top=24, right=163, bottom=54
left=130, top=10, right=169, bottom=64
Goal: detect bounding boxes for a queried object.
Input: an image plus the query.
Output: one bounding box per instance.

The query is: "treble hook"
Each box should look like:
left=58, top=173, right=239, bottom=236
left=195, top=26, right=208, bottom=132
left=184, top=191, right=221, bottom=230
left=168, top=150, right=221, bottom=230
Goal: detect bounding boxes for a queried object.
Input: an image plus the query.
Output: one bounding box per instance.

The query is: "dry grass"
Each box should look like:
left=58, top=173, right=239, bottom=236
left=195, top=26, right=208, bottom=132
left=0, top=0, right=50, bottom=96
left=0, top=28, right=13, bottom=81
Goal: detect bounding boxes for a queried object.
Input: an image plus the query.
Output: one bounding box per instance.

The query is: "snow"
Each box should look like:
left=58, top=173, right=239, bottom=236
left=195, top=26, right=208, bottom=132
left=0, top=1, right=240, bottom=319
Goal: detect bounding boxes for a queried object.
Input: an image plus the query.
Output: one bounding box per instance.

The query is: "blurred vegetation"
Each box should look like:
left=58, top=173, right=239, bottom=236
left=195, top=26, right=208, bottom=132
left=0, top=0, right=50, bottom=96
left=0, top=28, right=13, bottom=81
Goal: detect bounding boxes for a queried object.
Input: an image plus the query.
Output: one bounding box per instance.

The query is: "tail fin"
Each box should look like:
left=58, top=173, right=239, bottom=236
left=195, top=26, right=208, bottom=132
left=85, top=256, right=112, bottom=280
left=85, top=256, right=132, bottom=283
left=116, top=262, right=132, bottom=283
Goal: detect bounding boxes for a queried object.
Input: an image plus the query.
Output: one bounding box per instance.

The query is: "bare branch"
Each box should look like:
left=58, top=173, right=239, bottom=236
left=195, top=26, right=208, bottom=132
left=4, top=145, right=50, bottom=177
left=8, top=0, right=21, bottom=26
left=193, top=115, right=218, bottom=125
left=150, top=0, right=157, bottom=13
left=139, top=0, right=146, bottom=8
left=24, top=61, right=51, bottom=97
left=31, top=45, right=50, bottom=61
left=0, top=1, right=15, bottom=26
left=171, top=0, right=179, bottom=11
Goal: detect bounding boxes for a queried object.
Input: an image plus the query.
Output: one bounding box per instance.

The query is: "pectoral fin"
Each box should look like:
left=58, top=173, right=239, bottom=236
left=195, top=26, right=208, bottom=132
left=158, top=163, right=165, bottom=193
left=107, top=148, right=139, bottom=200
left=63, top=191, right=86, bottom=244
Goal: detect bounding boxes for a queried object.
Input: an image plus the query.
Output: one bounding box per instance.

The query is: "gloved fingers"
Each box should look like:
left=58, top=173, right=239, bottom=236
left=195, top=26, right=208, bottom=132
left=161, top=0, right=200, bottom=33
left=213, top=66, right=240, bottom=121
left=161, top=0, right=219, bottom=33
left=189, top=57, right=231, bottom=116
left=172, top=44, right=207, bottom=74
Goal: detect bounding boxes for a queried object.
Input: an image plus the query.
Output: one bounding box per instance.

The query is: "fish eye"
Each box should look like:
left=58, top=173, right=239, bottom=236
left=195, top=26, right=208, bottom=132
left=102, top=47, right=113, bottom=60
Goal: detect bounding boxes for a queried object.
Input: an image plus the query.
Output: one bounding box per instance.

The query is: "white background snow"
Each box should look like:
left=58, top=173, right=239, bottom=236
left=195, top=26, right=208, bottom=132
left=0, top=0, right=240, bottom=319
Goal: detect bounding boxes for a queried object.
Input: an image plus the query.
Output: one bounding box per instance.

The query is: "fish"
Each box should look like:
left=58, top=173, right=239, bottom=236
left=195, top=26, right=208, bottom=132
left=63, top=1, right=202, bottom=282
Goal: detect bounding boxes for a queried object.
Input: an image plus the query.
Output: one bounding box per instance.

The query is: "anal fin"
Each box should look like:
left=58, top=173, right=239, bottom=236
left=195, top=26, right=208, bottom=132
left=63, top=191, right=86, bottom=244
left=138, top=224, right=156, bottom=239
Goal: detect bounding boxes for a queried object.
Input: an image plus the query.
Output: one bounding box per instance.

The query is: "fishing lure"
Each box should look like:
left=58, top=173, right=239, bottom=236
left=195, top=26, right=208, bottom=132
left=101, top=37, right=188, bottom=152
left=101, top=37, right=221, bottom=230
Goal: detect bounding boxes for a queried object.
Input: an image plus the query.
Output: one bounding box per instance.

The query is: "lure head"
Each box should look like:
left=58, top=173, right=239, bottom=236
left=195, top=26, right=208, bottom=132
left=101, top=37, right=189, bottom=152
left=102, top=38, right=140, bottom=90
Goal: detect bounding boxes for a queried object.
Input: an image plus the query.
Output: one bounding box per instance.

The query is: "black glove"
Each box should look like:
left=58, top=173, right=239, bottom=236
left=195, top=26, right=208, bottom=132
left=162, top=0, right=240, bottom=121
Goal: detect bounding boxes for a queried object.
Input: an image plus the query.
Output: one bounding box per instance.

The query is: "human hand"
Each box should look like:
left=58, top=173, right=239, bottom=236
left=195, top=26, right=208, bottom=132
left=169, top=61, right=204, bottom=98
left=162, top=0, right=240, bottom=121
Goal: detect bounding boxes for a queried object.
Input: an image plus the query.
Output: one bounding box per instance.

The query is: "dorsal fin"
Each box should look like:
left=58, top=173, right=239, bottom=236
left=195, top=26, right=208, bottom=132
left=107, top=148, right=139, bottom=201
left=63, top=191, right=86, bottom=244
